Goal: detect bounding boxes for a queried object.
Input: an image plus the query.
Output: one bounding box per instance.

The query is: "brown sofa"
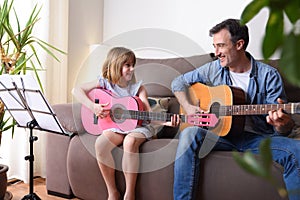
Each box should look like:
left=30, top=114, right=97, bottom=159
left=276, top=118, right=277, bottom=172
left=46, top=53, right=300, bottom=200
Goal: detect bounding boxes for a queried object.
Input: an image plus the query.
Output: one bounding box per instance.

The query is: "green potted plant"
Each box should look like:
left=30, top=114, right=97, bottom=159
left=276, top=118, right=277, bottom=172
left=0, top=0, right=65, bottom=198
left=0, top=0, right=65, bottom=138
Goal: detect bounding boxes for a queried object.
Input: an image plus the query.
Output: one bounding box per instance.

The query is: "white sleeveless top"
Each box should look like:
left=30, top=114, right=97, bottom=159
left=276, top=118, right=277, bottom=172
left=99, top=76, right=142, bottom=97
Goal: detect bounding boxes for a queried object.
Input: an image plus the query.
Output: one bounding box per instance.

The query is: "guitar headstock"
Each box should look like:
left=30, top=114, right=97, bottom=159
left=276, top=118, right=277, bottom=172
left=186, top=114, right=218, bottom=127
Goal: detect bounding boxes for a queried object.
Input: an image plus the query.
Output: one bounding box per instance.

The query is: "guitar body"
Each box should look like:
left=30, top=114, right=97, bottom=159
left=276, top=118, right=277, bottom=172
left=181, top=83, right=245, bottom=136
left=81, top=89, right=143, bottom=135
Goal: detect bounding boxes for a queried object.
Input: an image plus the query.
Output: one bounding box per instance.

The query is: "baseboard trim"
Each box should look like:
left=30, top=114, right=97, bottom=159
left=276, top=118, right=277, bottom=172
left=47, top=190, right=74, bottom=199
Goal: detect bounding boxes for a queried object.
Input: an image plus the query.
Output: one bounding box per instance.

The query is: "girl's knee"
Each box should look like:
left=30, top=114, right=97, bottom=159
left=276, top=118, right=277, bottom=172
left=94, top=131, right=116, bottom=155
left=94, top=138, right=107, bottom=158
left=123, top=133, right=145, bottom=152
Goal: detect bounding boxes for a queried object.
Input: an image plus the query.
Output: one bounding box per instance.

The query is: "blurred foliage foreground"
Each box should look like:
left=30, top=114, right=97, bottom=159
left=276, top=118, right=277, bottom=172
left=241, top=0, right=300, bottom=87
left=233, top=0, right=300, bottom=198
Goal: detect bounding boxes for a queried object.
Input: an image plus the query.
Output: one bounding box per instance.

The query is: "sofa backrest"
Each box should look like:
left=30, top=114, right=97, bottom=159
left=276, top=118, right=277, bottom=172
left=135, top=53, right=215, bottom=97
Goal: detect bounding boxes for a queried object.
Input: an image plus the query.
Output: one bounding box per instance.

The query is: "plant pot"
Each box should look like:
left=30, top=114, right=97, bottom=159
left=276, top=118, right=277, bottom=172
left=0, top=164, right=10, bottom=200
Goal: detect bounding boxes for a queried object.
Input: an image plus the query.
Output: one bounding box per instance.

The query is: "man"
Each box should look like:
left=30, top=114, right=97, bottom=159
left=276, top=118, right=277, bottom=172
left=171, top=18, right=300, bottom=200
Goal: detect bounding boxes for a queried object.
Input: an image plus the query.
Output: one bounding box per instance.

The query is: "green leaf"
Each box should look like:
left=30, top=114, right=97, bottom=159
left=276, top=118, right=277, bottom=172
left=10, top=54, right=33, bottom=75
left=29, top=44, right=43, bottom=69
left=259, top=138, right=272, bottom=179
left=35, top=39, right=66, bottom=62
left=0, top=0, right=14, bottom=41
left=2, top=21, right=20, bottom=50
left=262, top=9, right=284, bottom=59
left=20, top=4, right=41, bottom=47
left=279, top=32, right=300, bottom=87
left=13, top=8, right=21, bottom=43
left=35, top=37, right=67, bottom=55
left=233, top=151, right=267, bottom=178
left=240, top=0, right=269, bottom=24
left=284, top=0, right=300, bottom=24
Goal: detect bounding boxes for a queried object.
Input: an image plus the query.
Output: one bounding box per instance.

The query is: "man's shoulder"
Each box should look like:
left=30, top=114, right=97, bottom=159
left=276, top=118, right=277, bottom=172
left=247, top=52, right=279, bottom=72
left=254, top=59, right=279, bottom=73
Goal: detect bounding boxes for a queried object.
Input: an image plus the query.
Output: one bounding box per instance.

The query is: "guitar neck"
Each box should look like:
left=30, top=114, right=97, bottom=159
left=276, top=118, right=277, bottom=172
left=116, top=110, right=188, bottom=123
left=222, top=103, right=299, bottom=116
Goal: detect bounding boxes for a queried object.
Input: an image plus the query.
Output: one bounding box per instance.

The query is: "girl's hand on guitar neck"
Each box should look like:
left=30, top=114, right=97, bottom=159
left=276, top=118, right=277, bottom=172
left=94, top=102, right=110, bottom=119
left=266, top=98, right=295, bottom=135
left=164, top=114, right=181, bottom=127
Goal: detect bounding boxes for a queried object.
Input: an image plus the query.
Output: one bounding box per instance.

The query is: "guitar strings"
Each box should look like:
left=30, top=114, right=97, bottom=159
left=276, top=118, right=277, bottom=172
left=219, top=104, right=294, bottom=115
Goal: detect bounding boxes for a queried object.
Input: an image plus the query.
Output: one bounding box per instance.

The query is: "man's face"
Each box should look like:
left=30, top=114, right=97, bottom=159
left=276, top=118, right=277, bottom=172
left=212, top=29, right=238, bottom=67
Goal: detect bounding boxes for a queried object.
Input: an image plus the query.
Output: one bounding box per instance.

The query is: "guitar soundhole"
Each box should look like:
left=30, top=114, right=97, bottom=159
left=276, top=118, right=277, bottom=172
left=110, top=105, right=126, bottom=123
left=210, top=102, right=220, bottom=118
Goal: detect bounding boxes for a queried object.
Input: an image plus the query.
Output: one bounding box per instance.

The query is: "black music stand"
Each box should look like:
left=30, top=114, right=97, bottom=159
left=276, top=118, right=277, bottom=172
left=0, top=74, right=67, bottom=200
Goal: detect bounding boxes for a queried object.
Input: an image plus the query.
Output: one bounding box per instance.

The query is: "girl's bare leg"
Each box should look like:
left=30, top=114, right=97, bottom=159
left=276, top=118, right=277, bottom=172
left=122, top=132, right=146, bottom=200
left=95, top=130, right=124, bottom=200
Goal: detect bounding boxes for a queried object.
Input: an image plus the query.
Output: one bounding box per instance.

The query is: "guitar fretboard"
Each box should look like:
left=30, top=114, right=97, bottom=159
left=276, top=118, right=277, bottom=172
left=219, top=103, right=299, bottom=116
left=113, top=110, right=187, bottom=123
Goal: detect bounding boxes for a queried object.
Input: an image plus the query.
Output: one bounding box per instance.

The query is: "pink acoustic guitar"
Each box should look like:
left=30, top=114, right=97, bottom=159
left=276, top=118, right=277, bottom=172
left=81, top=88, right=218, bottom=135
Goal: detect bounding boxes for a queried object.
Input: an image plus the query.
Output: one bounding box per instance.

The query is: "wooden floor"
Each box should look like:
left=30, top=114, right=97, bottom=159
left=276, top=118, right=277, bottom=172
left=6, top=177, right=78, bottom=200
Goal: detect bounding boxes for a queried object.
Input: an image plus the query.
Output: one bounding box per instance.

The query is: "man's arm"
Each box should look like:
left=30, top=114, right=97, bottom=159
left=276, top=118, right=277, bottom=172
left=171, top=68, right=208, bottom=115
left=174, top=91, right=206, bottom=115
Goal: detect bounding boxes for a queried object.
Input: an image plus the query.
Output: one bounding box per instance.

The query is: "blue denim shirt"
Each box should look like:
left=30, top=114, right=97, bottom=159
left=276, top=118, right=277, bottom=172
left=171, top=53, right=287, bottom=135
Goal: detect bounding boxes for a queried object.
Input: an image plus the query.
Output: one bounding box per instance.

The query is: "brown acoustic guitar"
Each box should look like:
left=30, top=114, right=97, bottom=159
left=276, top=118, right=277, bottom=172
left=180, top=83, right=300, bottom=137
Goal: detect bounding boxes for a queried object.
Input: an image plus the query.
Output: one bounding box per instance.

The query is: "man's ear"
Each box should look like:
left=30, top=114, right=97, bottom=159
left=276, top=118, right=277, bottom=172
left=236, top=39, right=244, bottom=50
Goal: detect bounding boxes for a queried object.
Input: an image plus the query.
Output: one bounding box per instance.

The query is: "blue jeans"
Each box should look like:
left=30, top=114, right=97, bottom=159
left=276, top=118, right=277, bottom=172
left=173, top=126, right=300, bottom=200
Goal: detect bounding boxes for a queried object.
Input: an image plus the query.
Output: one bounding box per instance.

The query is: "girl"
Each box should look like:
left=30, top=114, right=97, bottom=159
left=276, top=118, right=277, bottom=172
left=72, top=47, right=179, bottom=200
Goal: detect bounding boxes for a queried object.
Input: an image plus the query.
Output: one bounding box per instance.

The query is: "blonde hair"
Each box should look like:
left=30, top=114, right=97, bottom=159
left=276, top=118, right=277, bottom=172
left=102, top=47, right=136, bottom=84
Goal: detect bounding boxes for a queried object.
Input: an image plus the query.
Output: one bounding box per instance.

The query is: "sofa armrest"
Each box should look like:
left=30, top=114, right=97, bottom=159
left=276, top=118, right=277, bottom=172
left=46, top=133, right=73, bottom=198
left=46, top=103, right=85, bottom=198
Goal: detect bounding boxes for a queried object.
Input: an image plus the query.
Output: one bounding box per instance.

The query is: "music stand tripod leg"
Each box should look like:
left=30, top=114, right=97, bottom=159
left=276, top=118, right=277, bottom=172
left=21, top=119, right=41, bottom=200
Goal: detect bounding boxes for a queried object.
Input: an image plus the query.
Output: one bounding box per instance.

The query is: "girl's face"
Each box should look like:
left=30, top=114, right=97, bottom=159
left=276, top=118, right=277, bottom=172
left=119, top=59, right=135, bottom=85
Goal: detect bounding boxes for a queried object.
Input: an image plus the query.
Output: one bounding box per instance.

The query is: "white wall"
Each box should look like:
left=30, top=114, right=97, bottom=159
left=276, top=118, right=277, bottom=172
left=102, top=0, right=270, bottom=59
left=68, top=0, right=104, bottom=101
